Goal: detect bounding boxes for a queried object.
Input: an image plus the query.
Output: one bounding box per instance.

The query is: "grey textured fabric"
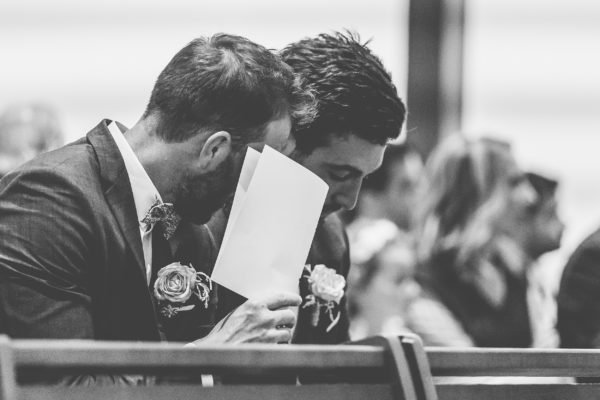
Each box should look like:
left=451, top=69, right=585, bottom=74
left=0, top=120, right=161, bottom=341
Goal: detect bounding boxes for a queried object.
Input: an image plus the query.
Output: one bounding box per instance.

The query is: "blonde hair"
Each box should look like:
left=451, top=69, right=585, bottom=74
left=416, top=134, right=519, bottom=278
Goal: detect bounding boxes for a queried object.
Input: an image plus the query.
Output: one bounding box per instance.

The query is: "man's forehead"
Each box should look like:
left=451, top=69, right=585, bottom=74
left=313, top=134, right=386, bottom=174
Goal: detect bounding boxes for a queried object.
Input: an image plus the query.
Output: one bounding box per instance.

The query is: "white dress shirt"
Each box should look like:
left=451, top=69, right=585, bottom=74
left=107, top=121, right=161, bottom=285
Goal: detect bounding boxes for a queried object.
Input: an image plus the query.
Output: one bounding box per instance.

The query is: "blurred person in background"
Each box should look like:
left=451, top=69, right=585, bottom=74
left=346, top=228, right=420, bottom=339
left=520, top=173, right=564, bottom=260
left=346, top=144, right=423, bottom=231
left=510, top=172, right=564, bottom=348
left=404, top=135, right=544, bottom=347
left=345, top=144, right=423, bottom=338
left=0, top=103, right=64, bottom=177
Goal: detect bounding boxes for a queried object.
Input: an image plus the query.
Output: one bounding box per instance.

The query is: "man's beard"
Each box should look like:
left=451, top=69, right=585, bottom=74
left=174, top=156, right=237, bottom=224
left=221, top=192, right=235, bottom=218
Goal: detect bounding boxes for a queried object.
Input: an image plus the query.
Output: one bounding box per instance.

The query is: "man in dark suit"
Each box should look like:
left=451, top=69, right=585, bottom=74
left=181, top=32, right=406, bottom=345
left=0, top=33, right=316, bottom=344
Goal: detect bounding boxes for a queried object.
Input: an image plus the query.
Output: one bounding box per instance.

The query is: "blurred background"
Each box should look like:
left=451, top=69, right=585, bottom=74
left=1, top=0, right=599, bottom=289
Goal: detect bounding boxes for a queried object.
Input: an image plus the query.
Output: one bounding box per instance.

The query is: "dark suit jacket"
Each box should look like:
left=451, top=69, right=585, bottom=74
left=0, top=120, right=162, bottom=341
left=174, top=209, right=351, bottom=344
left=557, top=228, right=600, bottom=348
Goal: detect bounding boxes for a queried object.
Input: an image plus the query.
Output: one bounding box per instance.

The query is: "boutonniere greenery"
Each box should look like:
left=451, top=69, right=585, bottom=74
left=302, top=264, right=346, bottom=332
left=153, top=262, right=212, bottom=318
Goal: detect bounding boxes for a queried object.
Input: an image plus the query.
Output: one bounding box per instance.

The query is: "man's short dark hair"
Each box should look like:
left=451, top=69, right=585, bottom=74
left=144, top=33, right=316, bottom=147
left=280, top=31, right=406, bottom=155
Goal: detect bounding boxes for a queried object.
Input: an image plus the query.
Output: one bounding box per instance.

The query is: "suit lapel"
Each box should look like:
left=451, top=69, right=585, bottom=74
left=87, top=120, right=146, bottom=280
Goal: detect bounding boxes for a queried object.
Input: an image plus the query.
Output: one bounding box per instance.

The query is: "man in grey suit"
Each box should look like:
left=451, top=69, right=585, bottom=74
left=0, top=33, right=315, bottom=345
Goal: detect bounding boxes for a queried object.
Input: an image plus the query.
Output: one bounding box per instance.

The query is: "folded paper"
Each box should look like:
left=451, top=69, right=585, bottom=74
left=211, top=146, right=328, bottom=300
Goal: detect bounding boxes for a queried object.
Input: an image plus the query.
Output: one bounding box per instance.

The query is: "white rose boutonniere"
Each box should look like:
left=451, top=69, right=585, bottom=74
left=153, top=262, right=212, bottom=318
left=302, top=264, right=346, bottom=332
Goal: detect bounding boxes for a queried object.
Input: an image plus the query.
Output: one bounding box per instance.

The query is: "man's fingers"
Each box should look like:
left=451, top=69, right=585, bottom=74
left=264, top=327, right=292, bottom=344
left=257, top=292, right=302, bottom=310
left=271, top=309, right=296, bottom=329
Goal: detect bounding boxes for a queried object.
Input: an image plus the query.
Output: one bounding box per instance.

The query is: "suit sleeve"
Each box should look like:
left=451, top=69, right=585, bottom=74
left=0, top=167, right=96, bottom=339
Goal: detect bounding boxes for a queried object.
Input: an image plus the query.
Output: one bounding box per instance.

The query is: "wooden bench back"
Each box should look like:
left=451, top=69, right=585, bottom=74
left=354, top=334, right=437, bottom=400
left=427, top=347, right=600, bottom=400
left=0, top=335, right=429, bottom=400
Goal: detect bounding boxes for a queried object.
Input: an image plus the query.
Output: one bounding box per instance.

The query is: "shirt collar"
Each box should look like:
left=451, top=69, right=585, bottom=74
left=107, top=121, right=162, bottom=225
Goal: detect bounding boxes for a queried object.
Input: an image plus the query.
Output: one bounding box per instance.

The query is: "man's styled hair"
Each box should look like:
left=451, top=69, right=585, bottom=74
left=144, top=33, right=316, bottom=147
left=280, top=31, right=406, bottom=155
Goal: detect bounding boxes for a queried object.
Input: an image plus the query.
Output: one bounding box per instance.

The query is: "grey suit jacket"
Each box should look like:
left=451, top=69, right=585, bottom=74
left=0, top=120, right=161, bottom=341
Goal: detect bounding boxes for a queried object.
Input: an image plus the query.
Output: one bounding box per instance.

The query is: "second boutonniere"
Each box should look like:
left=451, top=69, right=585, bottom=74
left=302, top=264, right=346, bottom=332
left=153, top=262, right=212, bottom=318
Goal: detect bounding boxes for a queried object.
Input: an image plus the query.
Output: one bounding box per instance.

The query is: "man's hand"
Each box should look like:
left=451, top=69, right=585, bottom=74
left=193, top=292, right=301, bottom=345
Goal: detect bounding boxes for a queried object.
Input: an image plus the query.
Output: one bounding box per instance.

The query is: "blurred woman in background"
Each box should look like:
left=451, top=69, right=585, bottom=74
left=404, top=135, right=542, bottom=347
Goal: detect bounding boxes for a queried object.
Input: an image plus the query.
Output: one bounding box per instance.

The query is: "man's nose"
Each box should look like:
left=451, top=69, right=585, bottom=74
left=334, top=181, right=362, bottom=211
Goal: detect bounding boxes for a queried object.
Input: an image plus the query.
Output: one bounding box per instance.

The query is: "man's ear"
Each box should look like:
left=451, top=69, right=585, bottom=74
left=198, top=131, right=232, bottom=170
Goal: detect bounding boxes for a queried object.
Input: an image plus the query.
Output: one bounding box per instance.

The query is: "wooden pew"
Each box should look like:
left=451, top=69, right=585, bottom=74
left=427, top=347, right=600, bottom=400
left=354, top=334, right=438, bottom=400
left=0, top=334, right=427, bottom=400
